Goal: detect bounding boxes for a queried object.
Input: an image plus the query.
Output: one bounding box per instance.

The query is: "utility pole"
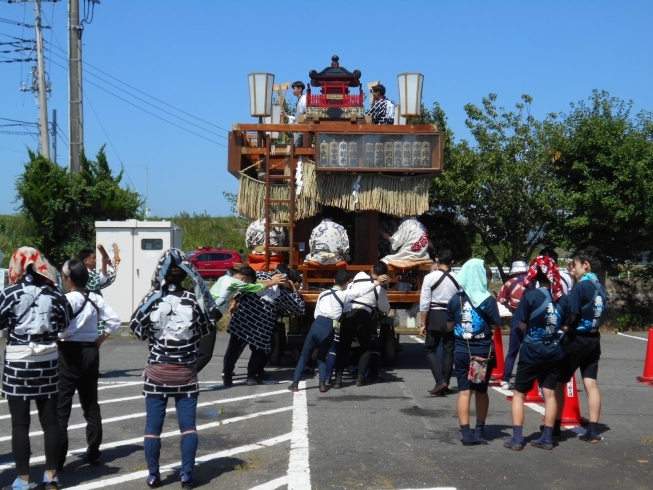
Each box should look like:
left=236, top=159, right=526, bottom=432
left=51, top=108, right=57, bottom=164
left=69, top=0, right=83, bottom=173
left=34, top=0, right=50, bottom=160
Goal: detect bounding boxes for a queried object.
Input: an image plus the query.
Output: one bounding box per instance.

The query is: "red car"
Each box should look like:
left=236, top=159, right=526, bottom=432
left=186, top=247, right=242, bottom=280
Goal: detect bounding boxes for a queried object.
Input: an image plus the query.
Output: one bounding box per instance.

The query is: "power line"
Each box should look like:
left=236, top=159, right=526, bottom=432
left=46, top=47, right=226, bottom=139
left=47, top=57, right=227, bottom=148
left=56, top=126, right=68, bottom=148
left=44, top=39, right=230, bottom=135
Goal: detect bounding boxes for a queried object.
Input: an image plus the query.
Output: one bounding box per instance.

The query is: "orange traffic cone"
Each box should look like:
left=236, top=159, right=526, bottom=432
left=490, top=325, right=505, bottom=382
left=524, top=380, right=544, bottom=403
left=558, top=376, right=587, bottom=425
left=636, top=328, right=653, bottom=384
left=505, top=380, right=544, bottom=403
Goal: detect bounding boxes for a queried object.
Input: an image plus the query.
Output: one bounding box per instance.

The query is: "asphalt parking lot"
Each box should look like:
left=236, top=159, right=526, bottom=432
left=0, top=331, right=652, bottom=489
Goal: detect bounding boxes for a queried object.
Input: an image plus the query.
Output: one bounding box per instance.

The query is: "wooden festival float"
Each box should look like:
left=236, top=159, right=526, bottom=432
left=228, top=56, right=443, bottom=363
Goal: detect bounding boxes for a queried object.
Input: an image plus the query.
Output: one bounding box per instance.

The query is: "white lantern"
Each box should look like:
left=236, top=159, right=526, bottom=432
left=264, top=104, right=282, bottom=138
left=248, top=73, right=275, bottom=119
left=394, top=104, right=406, bottom=126
left=397, top=72, right=424, bottom=118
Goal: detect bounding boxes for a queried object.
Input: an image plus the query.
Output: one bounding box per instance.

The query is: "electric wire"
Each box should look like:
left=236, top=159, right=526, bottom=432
left=44, top=39, right=230, bottom=135
left=47, top=56, right=227, bottom=148
left=83, top=86, right=136, bottom=189
left=47, top=47, right=226, bottom=139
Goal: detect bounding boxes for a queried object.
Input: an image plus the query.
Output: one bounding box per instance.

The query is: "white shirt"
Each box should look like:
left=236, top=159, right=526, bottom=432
left=559, top=270, right=573, bottom=294
left=287, top=94, right=306, bottom=124
left=420, top=269, right=460, bottom=312
left=314, top=282, right=376, bottom=320
left=343, top=271, right=390, bottom=314
left=59, top=291, right=121, bottom=343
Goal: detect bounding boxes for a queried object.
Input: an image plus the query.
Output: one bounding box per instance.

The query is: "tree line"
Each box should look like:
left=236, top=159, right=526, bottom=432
left=419, top=90, right=653, bottom=281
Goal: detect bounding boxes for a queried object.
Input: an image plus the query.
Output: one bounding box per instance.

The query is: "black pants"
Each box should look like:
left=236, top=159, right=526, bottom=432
left=57, top=342, right=102, bottom=467
left=424, top=310, right=455, bottom=385
left=337, top=309, right=373, bottom=377
left=9, top=396, right=60, bottom=475
left=222, top=335, right=265, bottom=379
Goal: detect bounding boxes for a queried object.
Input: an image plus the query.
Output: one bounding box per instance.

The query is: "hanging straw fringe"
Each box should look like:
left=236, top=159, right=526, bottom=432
left=237, top=160, right=434, bottom=219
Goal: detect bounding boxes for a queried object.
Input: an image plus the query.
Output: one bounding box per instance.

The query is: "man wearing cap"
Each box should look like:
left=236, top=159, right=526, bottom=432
left=365, top=84, right=395, bottom=125
left=497, top=261, right=529, bottom=390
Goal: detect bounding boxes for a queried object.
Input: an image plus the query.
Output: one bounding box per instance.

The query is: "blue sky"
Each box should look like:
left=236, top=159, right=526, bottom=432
left=1, top=0, right=651, bottom=217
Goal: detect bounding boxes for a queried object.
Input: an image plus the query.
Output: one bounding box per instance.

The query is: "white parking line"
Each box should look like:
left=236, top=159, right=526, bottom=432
left=287, top=380, right=310, bottom=490
left=64, top=433, right=292, bottom=490
left=249, top=476, right=289, bottom=490
left=0, top=405, right=293, bottom=471
left=617, top=332, right=648, bottom=341
left=0, top=381, right=290, bottom=421
left=0, top=389, right=291, bottom=442
left=0, top=381, right=142, bottom=405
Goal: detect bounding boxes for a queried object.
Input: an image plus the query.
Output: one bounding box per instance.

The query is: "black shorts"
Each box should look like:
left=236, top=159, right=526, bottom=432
left=454, top=350, right=496, bottom=394
left=558, top=334, right=601, bottom=383
left=514, top=360, right=561, bottom=393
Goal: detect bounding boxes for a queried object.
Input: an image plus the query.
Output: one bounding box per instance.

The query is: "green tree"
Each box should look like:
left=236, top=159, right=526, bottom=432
left=15, top=148, right=141, bottom=267
left=430, top=94, right=564, bottom=281
left=547, top=90, right=653, bottom=266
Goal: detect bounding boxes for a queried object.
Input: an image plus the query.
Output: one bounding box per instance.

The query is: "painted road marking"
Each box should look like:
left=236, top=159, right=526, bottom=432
left=64, top=433, right=292, bottom=490
left=617, top=332, right=648, bottom=341
left=249, top=476, right=289, bottom=490
left=0, top=405, right=293, bottom=471
left=288, top=380, right=311, bottom=490
left=0, top=389, right=291, bottom=442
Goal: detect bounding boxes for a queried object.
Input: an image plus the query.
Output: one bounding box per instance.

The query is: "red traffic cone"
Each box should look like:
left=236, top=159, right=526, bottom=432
left=490, top=325, right=505, bottom=382
left=558, top=376, right=587, bottom=425
left=524, top=380, right=544, bottom=403
left=506, top=380, right=544, bottom=403
left=636, top=328, right=653, bottom=384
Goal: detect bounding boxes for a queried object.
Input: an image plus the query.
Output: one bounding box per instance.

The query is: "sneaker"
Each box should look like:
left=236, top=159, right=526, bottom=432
left=531, top=439, right=554, bottom=450
left=503, top=437, right=524, bottom=451
left=579, top=432, right=601, bottom=443
left=86, top=450, right=101, bottom=466
left=461, top=432, right=488, bottom=446
left=500, top=381, right=512, bottom=390
left=319, top=381, right=327, bottom=393
left=3, top=479, right=38, bottom=490
left=428, top=380, right=448, bottom=396
left=246, top=377, right=261, bottom=386
left=287, top=382, right=299, bottom=392
left=146, top=473, right=161, bottom=489
left=180, top=471, right=195, bottom=489
left=223, top=374, right=233, bottom=387
left=539, top=424, right=562, bottom=439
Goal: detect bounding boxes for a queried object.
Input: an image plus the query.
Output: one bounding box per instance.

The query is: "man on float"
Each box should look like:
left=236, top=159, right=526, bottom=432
left=366, top=84, right=395, bottom=125
left=280, top=81, right=307, bottom=147
left=304, top=216, right=350, bottom=266
left=245, top=218, right=287, bottom=271
left=380, top=215, right=429, bottom=265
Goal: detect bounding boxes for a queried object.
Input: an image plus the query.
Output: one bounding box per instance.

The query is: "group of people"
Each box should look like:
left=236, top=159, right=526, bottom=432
left=246, top=213, right=430, bottom=270
left=419, top=247, right=607, bottom=449
left=0, top=246, right=121, bottom=490
left=0, top=238, right=608, bottom=488
left=280, top=80, right=395, bottom=148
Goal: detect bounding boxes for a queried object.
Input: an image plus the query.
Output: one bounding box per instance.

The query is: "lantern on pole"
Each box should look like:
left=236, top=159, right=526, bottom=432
left=397, top=72, right=424, bottom=120
left=248, top=73, right=275, bottom=121
left=394, top=104, right=406, bottom=126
